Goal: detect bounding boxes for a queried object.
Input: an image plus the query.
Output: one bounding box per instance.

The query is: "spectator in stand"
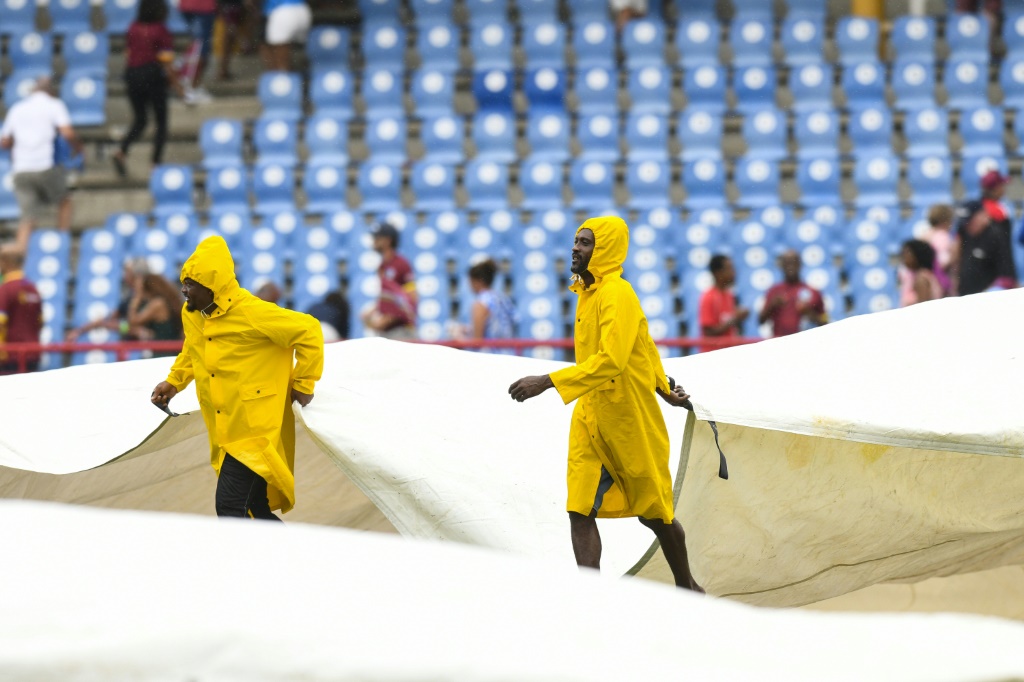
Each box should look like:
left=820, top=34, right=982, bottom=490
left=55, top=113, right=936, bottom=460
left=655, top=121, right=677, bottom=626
left=611, top=0, right=647, bottom=32
left=925, top=204, right=955, bottom=294
left=179, top=0, right=218, bottom=104
left=255, top=281, right=282, bottom=305
left=361, top=222, right=418, bottom=340
left=956, top=0, right=1001, bottom=40
left=215, top=0, right=247, bottom=80
left=899, top=239, right=944, bottom=307
left=126, top=273, right=185, bottom=355
left=951, top=200, right=1018, bottom=295
left=66, top=258, right=151, bottom=342
left=112, top=0, right=183, bottom=177
left=453, top=258, right=517, bottom=353
left=307, top=290, right=350, bottom=341
left=699, top=254, right=748, bottom=340
left=757, top=250, right=827, bottom=337
left=263, top=0, right=312, bottom=71
left=0, top=77, right=82, bottom=254
left=0, top=245, right=43, bottom=374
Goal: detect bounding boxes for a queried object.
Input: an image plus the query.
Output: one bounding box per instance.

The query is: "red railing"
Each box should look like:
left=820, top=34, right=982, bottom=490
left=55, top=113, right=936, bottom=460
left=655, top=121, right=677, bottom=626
left=0, top=337, right=760, bottom=373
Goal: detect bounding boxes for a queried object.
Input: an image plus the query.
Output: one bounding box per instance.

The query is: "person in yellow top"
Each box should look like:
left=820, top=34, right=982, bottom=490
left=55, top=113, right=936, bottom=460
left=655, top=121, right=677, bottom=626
left=150, top=236, right=324, bottom=520
left=509, top=216, right=701, bottom=591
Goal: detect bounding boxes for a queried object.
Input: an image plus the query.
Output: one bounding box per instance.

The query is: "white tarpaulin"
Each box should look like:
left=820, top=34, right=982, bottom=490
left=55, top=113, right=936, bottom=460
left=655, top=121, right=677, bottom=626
left=1, top=289, right=1023, bottom=606
left=2, top=500, right=1024, bottom=682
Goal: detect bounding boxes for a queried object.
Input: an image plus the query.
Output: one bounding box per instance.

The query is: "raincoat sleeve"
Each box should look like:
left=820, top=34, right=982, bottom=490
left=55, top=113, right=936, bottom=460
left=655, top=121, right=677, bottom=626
left=165, top=346, right=194, bottom=392
left=550, top=284, right=641, bottom=405
left=246, top=305, right=325, bottom=394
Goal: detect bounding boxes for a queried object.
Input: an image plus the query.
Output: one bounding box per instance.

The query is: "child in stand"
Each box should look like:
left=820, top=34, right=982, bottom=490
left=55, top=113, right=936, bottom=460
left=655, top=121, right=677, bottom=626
left=925, top=204, right=955, bottom=294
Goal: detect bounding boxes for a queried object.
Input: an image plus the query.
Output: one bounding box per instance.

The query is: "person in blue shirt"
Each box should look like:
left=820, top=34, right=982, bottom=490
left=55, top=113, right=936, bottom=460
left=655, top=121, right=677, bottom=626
left=467, top=259, right=517, bottom=353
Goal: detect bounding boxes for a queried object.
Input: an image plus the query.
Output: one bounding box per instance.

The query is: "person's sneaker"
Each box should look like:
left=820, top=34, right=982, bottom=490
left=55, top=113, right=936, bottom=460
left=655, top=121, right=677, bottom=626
left=192, top=87, right=213, bottom=104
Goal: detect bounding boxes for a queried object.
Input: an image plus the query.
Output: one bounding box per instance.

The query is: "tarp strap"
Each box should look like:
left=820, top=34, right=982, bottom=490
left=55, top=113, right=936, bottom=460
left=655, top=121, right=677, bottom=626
left=708, top=421, right=729, bottom=480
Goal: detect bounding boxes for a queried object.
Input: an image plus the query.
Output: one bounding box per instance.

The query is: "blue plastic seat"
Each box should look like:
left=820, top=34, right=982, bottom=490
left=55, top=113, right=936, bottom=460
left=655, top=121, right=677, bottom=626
left=853, top=154, right=900, bottom=207
left=961, top=153, right=1008, bottom=194
left=682, top=158, right=726, bottom=208
left=903, top=106, right=948, bottom=158
left=205, top=164, right=250, bottom=212
left=849, top=266, right=898, bottom=316
left=360, top=0, right=401, bottom=21
left=841, top=60, right=885, bottom=108
left=626, top=160, right=671, bottom=207
left=410, top=162, right=457, bottom=211
left=999, top=56, right=1024, bottom=109
left=104, top=212, right=146, bottom=251
left=3, top=71, right=46, bottom=110
left=783, top=214, right=831, bottom=251
left=572, top=19, right=615, bottom=69
left=465, top=0, right=507, bottom=23
left=519, top=159, right=564, bottom=210
left=1003, top=11, right=1024, bottom=60
left=524, top=112, right=570, bottom=162
left=947, top=13, right=989, bottom=61
left=472, top=112, right=516, bottom=162
left=0, top=163, right=20, bottom=220
left=959, top=106, right=1004, bottom=156
left=63, top=32, right=109, bottom=77
left=0, top=0, right=36, bottom=35
left=410, top=0, right=454, bottom=20
left=730, top=16, right=772, bottom=67
left=307, top=26, right=350, bottom=67
left=569, top=160, right=616, bottom=211
left=165, top=5, right=186, bottom=33
left=132, top=228, right=178, bottom=279
left=304, top=113, right=349, bottom=166
left=785, top=0, right=827, bottom=18
left=730, top=218, right=782, bottom=255
left=944, top=57, right=989, bottom=109
left=416, top=20, right=460, bottom=71
left=364, top=116, right=408, bottom=163
left=528, top=208, right=574, bottom=256
left=10, top=32, right=52, bottom=72
left=627, top=66, right=672, bottom=115
left=258, top=71, right=303, bottom=122
left=524, top=67, right=566, bottom=113
left=731, top=0, right=773, bottom=16
left=301, top=162, right=347, bottom=215
left=310, top=68, right=355, bottom=119
left=61, top=74, right=106, bottom=126
left=472, top=68, right=514, bottom=112
left=890, top=16, right=935, bottom=62
left=158, top=211, right=201, bottom=262
left=575, top=65, right=619, bottom=115
left=847, top=105, right=893, bottom=156
left=241, top=227, right=288, bottom=292
left=411, top=69, right=455, bottom=117
left=519, top=0, right=558, bottom=21
left=208, top=208, right=252, bottom=254
left=576, top=114, right=621, bottom=162
left=733, top=66, right=776, bottom=112
left=420, top=114, right=465, bottom=164
left=464, top=159, right=509, bottom=210
left=625, top=113, right=669, bottom=161
left=150, top=165, right=194, bottom=218
left=253, top=117, right=298, bottom=167
left=683, top=65, right=727, bottom=112
left=363, top=21, right=406, bottom=68
left=906, top=155, right=953, bottom=207
left=678, top=109, right=724, bottom=161
left=323, top=209, right=361, bottom=253
left=357, top=163, right=403, bottom=213
left=622, top=18, right=666, bottom=68
left=49, top=0, right=91, bottom=34
left=199, top=118, right=243, bottom=170
left=675, top=16, right=720, bottom=67
left=891, top=58, right=936, bottom=110
left=523, top=20, right=565, bottom=68
left=470, top=21, right=512, bottom=70
left=417, top=210, right=463, bottom=258
left=252, top=163, right=297, bottom=216
left=734, top=158, right=779, bottom=208
left=793, top=109, right=839, bottom=160
left=781, top=17, right=824, bottom=66
left=632, top=207, right=677, bottom=252
left=362, top=67, right=405, bottom=115
left=835, top=16, right=879, bottom=66
left=742, top=108, right=787, bottom=161
left=104, top=0, right=137, bottom=34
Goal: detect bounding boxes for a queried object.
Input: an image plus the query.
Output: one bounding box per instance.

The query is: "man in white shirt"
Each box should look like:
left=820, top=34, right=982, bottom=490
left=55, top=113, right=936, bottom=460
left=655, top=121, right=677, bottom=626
left=0, top=77, right=82, bottom=253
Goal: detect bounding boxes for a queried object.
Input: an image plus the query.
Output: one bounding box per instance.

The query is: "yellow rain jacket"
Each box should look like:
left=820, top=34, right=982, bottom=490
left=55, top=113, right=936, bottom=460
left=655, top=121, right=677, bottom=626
left=166, top=237, right=324, bottom=513
left=550, top=217, right=675, bottom=522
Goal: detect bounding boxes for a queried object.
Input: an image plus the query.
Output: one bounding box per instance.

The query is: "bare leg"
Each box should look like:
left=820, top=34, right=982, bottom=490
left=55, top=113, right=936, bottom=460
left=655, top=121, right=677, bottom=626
left=14, top=217, right=33, bottom=253
left=639, top=516, right=703, bottom=592
left=57, top=196, right=72, bottom=232
left=568, top=510, right=601, bottom=570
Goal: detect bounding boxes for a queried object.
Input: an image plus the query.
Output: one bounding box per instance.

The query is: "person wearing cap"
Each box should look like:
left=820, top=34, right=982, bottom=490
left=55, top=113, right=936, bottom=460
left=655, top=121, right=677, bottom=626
left=362, top=222, right=419, bottom=340
left=950, top=199, right=1018, bottom=296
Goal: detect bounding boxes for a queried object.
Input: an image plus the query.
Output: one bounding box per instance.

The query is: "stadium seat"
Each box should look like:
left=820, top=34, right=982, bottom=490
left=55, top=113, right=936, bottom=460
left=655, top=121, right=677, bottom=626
left=902, top=106, right=949, bottom=158
left=734, top=66, right=778, bottom=114
left=310, top=68, right=355, bottom=119
left=530, top=208, right=573, bottom=255
left=572, top=19, right=615, bottom=69
left=890, top=16, right=935, bottom=62
left=360, top=0, right=401, bottom=20
left=165, top=5, right=186, bottom=33
left=622, top=18, right=666, bottom=68
left=253, top=117, right=298, bottom=167
left=199, top=118, right=244, bottom=170
left=470, top=21, right=513, bottom=70
left=849, top=266, right=898, bottom=316
left=465, top=0, right=507, bottom=23
left=523, top=20, right=566, bottom=68
left=525, top=113, right=570, bottom=161
left=519, top=159, right=564, bottom=210
left=625, top=113, right=669, bottom=161
left=785, top=0, right=827, bottom=18
left=678, top=109, right=724, bottom=161
left=411, top=69, right=455, bottom=116
left=158, top=211, right=202, bottom=262
left=959, top=106, right=1005, bottom=156
left=0, top=164, right=20, bottom=221
left=365, top=116, right=408, bottom=163
left=734, top=158, right=780, bottom=208
left=627, top=66, right=672, bottom=115
left=891, top=59, right=936, bottom=110
left=472, top=112, right=517, bottom=162
left=999, top=56, right=1024, bottom=109
left=569, top=160, right=616, bottom=211
left=252, top=163, right=297, bottom=216
left=0, top=0, right=36, bottom=35
left=682, top=158, right=726, bottom=208
left=304, top=113, right=349, bottom=166
left=302, top=162, right=347, bottom=215
left=131, top=227, right=178, bottom=280
left=944, top=57, right=989, bottom=109
left=61, top=74, right=105, bottom=126
left=258, top=72, right=303, bottom=122
left=420, top=114, right=465, bottom=163
left=104, top=212, right=146, bottom=251
left=905, top=155, right=953, bottom=207
left=478, top=208, right=519, bottom=260
left=49, top=0, right=91, bottom=34
left=730, top=218, right=781, bottom=255
left=625, top=160, right=671, bottom=207
left=241, top=230, right=288, bottom=292
left=675, top=17, right=719, bottom=69
left=731, top=0, right=773, bottom=15
left=946, top=13, right=989, bottom=62
left=961, top=153, right=1008, bottom=194
left=783, top=214, right=831, bottom=252
left=520, top=0, right=558, bottom=21
left=847, top=105, right=893, bottom=156
left=841, top=60, right=885, bottom=108
left=632, top=207, right=676, bottom=252
left=307, top=26, right=350, bottom=67
left=323, top=209, right=361, bottom=252
left=575, top=66, right=619, bottom=115
left=411, top=0, right=454, bottom=19
left=793, top=109, right=839, bottom=160
left=741, top=108, right=787, bottom=161
left=362, top=67, right=405, bottom=115
left=73, top=229, right=122, bottom=329
left=464, top=160, right=509, bottom=210
left=416, top=20, right=460, bottom=71
left=458, top=221, right=505, bottom=268
left=576, top=114, right=621, bottom=162
left=1004, top=12, right=1024, bottom=60
left=63, top=32, right=109, bottom=78
left=150, top=165, right=194, bottom=218
left=473, top=68, right=514, bottom=112
left=835, top=16, right=879, bottom=66
left=10, top=32, right=53, bottom=72
left=524, top=67, right=566, bottom=113
left=853, top=154, right=900, bottom=207
left=205, top=164, right=250, bottom=212
left=730, top=16, right=772, bottom=67
left=363, top=21, right=406, bottom=68
left=3, top=71, right=46, bottom=110
left=208, top=208, right=251, bottom=254
left=410, top=162, right=457, bottom=211
left=781, top=17, right=824, bottom=66
left=683, top=65, right=727, bottom=112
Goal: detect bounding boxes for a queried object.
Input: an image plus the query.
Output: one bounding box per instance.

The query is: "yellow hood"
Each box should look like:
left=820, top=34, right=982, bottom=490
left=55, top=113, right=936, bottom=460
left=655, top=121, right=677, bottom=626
left=180, top=236, right=243, bottom=314
left=577, top=215, right=629, bottom=284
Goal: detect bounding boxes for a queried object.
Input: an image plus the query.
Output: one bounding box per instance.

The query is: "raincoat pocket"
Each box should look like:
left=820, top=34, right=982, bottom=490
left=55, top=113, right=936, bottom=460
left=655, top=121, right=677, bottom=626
left=240, top=383, right=280, bottom=433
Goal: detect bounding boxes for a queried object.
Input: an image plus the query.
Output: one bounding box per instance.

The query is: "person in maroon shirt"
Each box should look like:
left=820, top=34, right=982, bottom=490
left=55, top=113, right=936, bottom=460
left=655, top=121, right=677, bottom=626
left=111, top=0, right=183, bottom=176
left=758, top=250, right=827, bottom=337
left=699, top=254, right=748, bottom=339
left=0, top=246, right=43, bottom=374
left=362, top=222, right=419, bottom=340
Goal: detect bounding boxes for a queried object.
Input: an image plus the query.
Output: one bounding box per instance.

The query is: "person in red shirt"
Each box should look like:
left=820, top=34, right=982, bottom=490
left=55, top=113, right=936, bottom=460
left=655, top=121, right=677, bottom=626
left=758, top=250, right=827, bottom=337
left=699, top=255, right=748, bottom=341
left=362, top=222, right=419, bottom=340
left=0, top=246, right=43, bottom=374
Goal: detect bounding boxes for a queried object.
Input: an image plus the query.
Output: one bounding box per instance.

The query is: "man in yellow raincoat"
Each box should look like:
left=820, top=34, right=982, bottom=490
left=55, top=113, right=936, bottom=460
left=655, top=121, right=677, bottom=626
left=509, top=216, right=701, bottom=591
left=151, top=236, right=324, bottom=520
